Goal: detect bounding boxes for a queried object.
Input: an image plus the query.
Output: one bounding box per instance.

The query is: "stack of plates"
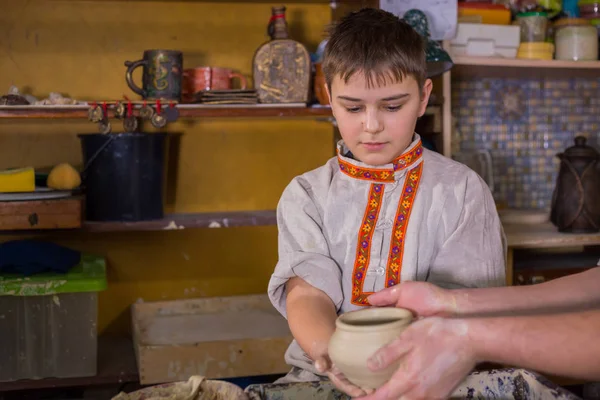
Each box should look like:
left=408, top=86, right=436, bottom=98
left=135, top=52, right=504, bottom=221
left=194, top=90, right=258, bottom=105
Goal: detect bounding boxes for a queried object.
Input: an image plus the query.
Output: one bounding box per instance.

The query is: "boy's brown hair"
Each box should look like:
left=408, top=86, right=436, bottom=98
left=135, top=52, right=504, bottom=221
left=323, top=8, right=426, bottom=90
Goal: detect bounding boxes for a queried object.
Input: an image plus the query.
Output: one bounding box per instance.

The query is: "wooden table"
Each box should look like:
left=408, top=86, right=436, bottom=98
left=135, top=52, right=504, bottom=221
left=503, top=222, right=600, bottom=286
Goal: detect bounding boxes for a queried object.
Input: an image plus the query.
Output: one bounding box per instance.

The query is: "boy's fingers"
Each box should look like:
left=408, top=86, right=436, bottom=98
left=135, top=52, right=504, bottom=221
left=314, top=356, right=331, bottom=374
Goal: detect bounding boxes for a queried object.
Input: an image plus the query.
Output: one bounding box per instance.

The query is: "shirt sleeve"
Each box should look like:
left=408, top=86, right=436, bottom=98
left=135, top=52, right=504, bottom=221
left=428, top=168, right=507, bottom=289
left=268, top=176, right=344, bottom=318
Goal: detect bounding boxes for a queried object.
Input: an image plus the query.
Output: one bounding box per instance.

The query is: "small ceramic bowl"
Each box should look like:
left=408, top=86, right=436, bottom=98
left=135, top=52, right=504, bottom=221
left=328, top=307, right=413, bottom=390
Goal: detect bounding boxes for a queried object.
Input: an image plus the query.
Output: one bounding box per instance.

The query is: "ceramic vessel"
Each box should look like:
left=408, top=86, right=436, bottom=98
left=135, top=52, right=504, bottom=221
left=328, top=307, right=413, bottom=390
left=550, top=136, right=600, bottom=233
left=252, top=6, right=311, bottom=104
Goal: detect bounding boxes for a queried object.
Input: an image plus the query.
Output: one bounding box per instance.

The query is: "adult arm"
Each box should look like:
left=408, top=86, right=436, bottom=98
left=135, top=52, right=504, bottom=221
left=360, top=309, right=600, bottom=400
left=368, top=267, right=600, bottom=317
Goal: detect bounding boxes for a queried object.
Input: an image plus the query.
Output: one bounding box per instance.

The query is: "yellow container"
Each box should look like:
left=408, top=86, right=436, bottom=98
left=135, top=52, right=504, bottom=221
left=517, top=42, right=555, bottom=59
left=458, top=3, right=512, bottom=25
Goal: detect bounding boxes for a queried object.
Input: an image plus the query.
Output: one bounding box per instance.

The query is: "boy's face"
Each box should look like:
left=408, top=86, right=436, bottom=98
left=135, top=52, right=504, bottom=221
left=327, top=72, right=432, bottom=166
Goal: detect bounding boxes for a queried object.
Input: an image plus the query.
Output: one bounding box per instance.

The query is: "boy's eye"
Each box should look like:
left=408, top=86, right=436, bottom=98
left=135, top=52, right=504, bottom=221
left=345, top=106, right=362, bottom=113
left=385, top=105, right=402, bottom=112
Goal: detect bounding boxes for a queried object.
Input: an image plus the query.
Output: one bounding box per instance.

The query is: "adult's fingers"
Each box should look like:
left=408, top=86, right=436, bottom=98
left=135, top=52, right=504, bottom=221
left=367, top=286, right=398, bottom=306
left=367, top=335, right=413, bottom=371
left=328, top=370, right=367, bottom=398
left=358, top=366, right=417, bottom=400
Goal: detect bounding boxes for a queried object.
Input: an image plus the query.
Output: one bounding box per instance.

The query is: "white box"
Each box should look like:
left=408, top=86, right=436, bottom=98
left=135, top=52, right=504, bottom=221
left=450, top=23, right=520, bottom=58
left=132, top=294, right=293, bottom=385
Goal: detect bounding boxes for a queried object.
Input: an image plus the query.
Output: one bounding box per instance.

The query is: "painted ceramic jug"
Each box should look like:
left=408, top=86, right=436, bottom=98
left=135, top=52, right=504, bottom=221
left=551, top=136, right=600, bottom=233
left=328, top=307, right=413, bottom=390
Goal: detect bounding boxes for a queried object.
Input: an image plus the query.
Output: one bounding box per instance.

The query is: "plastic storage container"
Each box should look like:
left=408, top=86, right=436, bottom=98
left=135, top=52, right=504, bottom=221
left=450, top=23, right=520, bottom=57
left=555, top=18, right=599, bottom=60
left=458, top=2, right=512, bottom=25
left=517, top=11, right=549, bottom=42
left=0, top=254, right=107, bottom=382
left=579, top=0, right=600, bottom=19
left=517, top=42, right=555, bottom=59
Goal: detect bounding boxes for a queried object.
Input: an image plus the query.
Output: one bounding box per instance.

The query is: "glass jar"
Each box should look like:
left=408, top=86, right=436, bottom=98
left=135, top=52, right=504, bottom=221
left=554, top=18, right=599, bottom=60
left=517, top=11, right=549, bottom=42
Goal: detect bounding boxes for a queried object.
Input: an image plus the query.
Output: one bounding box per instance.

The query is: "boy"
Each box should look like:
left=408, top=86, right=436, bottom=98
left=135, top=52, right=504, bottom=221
left=267, top=7, right=506, bottom=396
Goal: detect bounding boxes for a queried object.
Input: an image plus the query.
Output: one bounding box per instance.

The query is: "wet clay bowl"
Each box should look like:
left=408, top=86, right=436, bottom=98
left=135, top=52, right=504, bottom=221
left=328, top=307, right=414, bottom=390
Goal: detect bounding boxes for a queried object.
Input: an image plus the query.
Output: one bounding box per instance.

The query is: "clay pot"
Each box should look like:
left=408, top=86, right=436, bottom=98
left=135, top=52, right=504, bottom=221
left=328, top=307, right=413, bottom=390
left=313, top=62, right=329, bottom=106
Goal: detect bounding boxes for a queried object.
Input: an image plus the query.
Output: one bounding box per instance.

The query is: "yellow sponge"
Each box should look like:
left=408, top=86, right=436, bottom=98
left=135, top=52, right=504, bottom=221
left=0, top=167, right=35, bottom=193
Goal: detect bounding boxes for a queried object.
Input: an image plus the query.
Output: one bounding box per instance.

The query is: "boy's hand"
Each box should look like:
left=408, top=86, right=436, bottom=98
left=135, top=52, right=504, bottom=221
left=359, top=317, right=476, bottom=400
left=315, top=355, right=373, bottom=398
left=368, top=281, right=459, bottom=317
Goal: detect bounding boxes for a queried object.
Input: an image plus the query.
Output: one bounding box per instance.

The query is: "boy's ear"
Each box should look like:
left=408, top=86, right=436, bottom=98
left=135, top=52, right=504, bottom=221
left=418, top=79, right=433, bottom=117
left=325, top=83, right=332, bottom=104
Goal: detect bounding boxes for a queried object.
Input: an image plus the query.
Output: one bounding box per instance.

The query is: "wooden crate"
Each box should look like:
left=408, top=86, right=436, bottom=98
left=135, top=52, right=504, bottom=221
left=131, top=294, right=293, bottom=385
left=0, top=197, right=82, bottom=231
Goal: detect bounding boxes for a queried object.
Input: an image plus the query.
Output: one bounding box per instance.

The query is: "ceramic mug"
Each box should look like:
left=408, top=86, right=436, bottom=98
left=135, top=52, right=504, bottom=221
left=125, top=49, right=183, bottom=101
left=328, top=307, right=414, bottom=390
left=183, top=67, right=247, bottom=98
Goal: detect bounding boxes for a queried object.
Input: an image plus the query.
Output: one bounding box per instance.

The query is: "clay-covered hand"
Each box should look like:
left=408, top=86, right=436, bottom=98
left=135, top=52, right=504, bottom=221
left=358, top=317, right=476, bottom=400
left=315, top=355, right=373, bottom=398
left=367, top=281, right=458, bottom=318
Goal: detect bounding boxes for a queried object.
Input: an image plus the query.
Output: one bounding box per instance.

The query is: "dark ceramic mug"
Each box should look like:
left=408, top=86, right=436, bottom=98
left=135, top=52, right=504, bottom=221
left=125, top=49, right=183, bottom=101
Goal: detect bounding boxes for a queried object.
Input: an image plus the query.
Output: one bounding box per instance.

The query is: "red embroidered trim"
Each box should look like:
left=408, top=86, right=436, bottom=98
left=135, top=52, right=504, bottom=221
left=338, top=141, right=423, bottom=183
left=350, top=183, right=385, bottom=304
left=351, top=163, right=423, bottom=306
left=386, top=162, right=423, bottom=287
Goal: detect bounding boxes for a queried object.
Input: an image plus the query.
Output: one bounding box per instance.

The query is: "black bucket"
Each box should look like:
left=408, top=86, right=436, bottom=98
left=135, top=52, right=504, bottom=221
left=78, top=132, right=167, bottom=222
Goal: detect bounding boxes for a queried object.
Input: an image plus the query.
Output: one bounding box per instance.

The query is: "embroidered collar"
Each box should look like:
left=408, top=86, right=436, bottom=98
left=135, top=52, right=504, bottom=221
left=337, top=135, right=424, bottom=183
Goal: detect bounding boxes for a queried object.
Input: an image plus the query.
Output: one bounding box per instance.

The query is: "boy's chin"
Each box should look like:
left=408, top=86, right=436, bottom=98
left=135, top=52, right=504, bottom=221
left=353, top=152, right=395, bottom=167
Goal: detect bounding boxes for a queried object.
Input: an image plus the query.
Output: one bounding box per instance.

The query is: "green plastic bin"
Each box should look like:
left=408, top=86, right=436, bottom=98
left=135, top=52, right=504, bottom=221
left=0, top=254, right=107, bottom=382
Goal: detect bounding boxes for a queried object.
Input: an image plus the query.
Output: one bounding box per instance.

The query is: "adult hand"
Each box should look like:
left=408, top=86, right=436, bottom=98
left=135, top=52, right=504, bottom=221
left=315, top=355, right=374, bottom=398
left=368, top=281, right=459, bottom=318
left=359, top=317, right=476, bottom=400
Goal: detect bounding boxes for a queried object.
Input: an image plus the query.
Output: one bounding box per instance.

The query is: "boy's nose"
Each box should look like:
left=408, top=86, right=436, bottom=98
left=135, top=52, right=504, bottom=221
left=363, top=110, right=383, bottom=134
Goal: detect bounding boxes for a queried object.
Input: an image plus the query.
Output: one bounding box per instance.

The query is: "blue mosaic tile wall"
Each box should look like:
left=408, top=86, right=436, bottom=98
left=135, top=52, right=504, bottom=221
left=451, top=78, right=600, bottom=210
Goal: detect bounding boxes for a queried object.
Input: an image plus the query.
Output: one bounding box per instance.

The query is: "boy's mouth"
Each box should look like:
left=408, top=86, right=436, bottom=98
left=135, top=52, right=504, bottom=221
left=361, top=142, right=387, bottom=151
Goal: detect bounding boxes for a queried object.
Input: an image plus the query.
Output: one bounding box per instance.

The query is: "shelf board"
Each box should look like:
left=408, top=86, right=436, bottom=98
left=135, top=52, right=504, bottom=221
left=504, top=222, right=600, bottom=249
left=0, top=101, right=444, bottom=121
left=82, top=210, right=277, bottom=232
left=452, top=56, right=600, bottom=78
left=0, top=104, right=334, bottom=120
left=0, top=336, right=139, bottom=392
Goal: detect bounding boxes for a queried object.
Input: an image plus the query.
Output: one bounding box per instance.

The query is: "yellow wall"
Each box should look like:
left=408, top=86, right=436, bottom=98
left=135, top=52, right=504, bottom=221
left=0, top=0, right=333, bottom=334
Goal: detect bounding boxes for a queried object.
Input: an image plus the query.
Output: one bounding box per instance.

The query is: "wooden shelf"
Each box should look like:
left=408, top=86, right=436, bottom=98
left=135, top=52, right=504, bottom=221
left=504, top=222, right=600, bottom=249
left=452, top=56, right=600, bottom=79
left=83, top=210, right=277, bottom=232
left=0, top=336, right=139, bottom=392
left=0, top=101, right=444, bottom=120
left=0, top=104, right=334, bottom=120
